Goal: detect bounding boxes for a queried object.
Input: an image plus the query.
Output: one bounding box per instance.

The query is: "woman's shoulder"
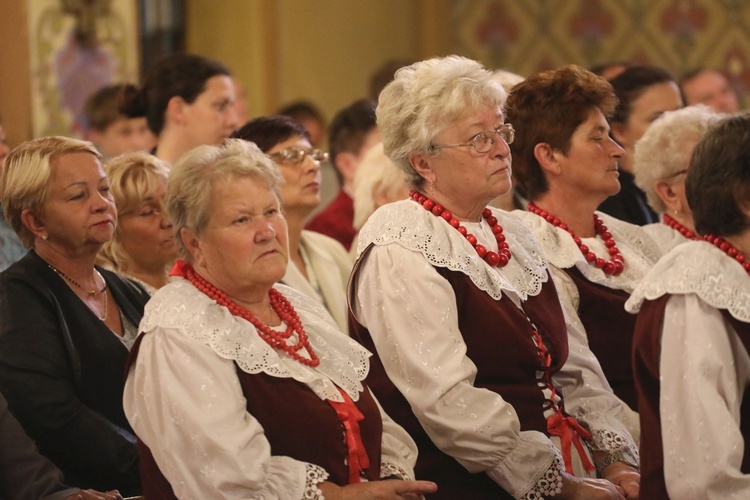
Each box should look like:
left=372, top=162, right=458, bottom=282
left=300, top=230, right=353, bottom=267
left=626, top=241, right=750, bottom=321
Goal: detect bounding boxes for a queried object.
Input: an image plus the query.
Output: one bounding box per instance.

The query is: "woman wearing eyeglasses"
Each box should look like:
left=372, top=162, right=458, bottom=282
left=232, top=116, right=353, bottom=333
left=349, top=56, right=638, bottom=499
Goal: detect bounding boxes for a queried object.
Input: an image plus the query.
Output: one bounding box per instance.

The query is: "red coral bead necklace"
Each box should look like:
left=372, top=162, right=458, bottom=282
left=528, top=202, right=625, bottom=276
left=704, top=234, right=750, bottom=276
left=663, top=214, right=700, bottom=241
left=185, top=265, right=320, bottom=367
left=409, top=190, right=512, bottom=267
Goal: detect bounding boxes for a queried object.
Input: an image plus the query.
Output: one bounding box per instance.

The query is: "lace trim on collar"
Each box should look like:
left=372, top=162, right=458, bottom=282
left=140, top=280, right=371, bottom=402
left=515, top=210, right=660, bottom=293
left=357, top=201, right=548, bottom=303
left=626, top=241, right=750, bottom=322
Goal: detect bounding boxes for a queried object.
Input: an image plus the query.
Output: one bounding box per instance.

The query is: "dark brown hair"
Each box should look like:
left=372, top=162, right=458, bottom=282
left=231, top=115, right=310, bottom=153
left=505, top=64, right=617, bottom=200
left=686, top=111, right=750, bottom=237
left=118, top=53, right=230, bottom=136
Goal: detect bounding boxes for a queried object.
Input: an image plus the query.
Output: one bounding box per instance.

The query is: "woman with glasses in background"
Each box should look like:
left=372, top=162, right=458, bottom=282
left=350, top=55, right=638, bottom=499
left=232, top=116, right=353, bottom=333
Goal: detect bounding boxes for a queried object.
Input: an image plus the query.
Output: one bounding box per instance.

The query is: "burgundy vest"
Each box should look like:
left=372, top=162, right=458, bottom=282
left=350, top=262, right=569, bottom=499
left=564, top=266, right=638, bottom=409
left=634, top=295, right=750, bottom=499
left=125, top=330, right=383, bottom=498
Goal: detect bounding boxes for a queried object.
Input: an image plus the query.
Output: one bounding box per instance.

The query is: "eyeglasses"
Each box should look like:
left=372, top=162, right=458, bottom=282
left=667, top=168, right=689, bottom=178
left=430, top=123, right=515, bottom=154
left=269, top=147, right=329, bottom=165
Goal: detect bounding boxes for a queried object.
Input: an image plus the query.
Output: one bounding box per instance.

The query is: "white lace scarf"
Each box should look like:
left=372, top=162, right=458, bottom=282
left=139, top=280, right=372, bottom=402
left=515, top=210, right=661, bottom=293
left=625, top=240, right=750, bottom=321
left=357, top=200, right=549, bottom=306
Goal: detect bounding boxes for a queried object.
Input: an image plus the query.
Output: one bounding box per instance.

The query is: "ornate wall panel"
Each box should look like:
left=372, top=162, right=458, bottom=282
left=453, top=0, right=750, bottom=104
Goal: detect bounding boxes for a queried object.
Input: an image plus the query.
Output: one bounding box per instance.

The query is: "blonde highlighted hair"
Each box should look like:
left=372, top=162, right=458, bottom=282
left=97, top=151, right=171, bottom=272
left=1, top=136, right=101, bottom=248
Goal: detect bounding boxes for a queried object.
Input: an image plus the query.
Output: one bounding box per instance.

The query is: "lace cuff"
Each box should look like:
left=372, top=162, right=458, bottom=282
left=380, top=460, right=414, bottom=480
left=589, top=429, right=640, bottom=474
left=522, top=454, right=564, bottom=499
left=302, top=463, right=329, bottom=499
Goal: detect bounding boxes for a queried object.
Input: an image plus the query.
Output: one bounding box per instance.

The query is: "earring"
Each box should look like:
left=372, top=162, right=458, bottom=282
left=42, top=234, right=48, bottom=241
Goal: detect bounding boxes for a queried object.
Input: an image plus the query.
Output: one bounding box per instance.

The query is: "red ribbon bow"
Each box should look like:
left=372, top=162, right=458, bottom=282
left=327, top=388, right=371, bottom=483
left=547, top=412, right=595, bottom=474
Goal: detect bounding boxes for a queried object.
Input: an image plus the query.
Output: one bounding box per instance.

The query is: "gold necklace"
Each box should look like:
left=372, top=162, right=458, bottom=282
left=47, top=264, right=108, bottom=321
left=47, top=265, right=107, bottom=296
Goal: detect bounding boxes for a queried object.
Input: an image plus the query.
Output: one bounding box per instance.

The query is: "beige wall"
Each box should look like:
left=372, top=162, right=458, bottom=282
left=0, top=0, right=31, bottom=149
left=0, top=0, right=449, bottom=146
left=185, top=0, right=450, bottom=123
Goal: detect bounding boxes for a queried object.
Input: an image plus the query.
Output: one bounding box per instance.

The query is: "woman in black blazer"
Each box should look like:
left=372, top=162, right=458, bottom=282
left=0, top=136, right=150, bottom=495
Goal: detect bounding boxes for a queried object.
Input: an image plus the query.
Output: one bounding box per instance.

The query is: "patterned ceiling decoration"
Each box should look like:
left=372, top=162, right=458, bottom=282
left=453, top=0, right=750, bottom=105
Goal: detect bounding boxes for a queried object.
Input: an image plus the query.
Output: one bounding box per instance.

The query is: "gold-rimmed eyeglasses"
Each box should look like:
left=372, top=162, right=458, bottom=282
left=269, top=147, right=329, bottom=165
left=430, top=123, right=515, bottom=154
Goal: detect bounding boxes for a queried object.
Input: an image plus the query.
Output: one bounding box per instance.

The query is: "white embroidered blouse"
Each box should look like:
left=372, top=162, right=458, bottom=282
left=626, top=240, right=750, bottom=498
left=123, top=280, right=417, bottom=499
left=351, top=201, right=639, bottom=499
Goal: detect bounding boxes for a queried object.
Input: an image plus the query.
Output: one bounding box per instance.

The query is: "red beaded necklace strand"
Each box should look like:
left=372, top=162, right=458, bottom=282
left=185, top=265, right=320, bottom=367
left=409, top=190, right=512, bottom=267
left=663, top=214, right=700, bottom=241
left=528, top=202, right=624, bottom=276
left=704, top=234, right=750, bottom=276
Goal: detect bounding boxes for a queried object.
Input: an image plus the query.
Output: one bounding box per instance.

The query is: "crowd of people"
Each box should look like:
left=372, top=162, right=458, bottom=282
left=0, top=50, right=748, bottom=500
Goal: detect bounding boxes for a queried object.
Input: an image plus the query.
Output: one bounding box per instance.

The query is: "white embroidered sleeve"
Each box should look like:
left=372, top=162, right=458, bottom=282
left=371, top=392, right=418, bottom=480
left=660, top=294, right=750, bottom=499
left=123, top=328, right=329, bottom=499
left=549, top=266, right=641, bottom=444
left=353, top=244, right=561, bottom=498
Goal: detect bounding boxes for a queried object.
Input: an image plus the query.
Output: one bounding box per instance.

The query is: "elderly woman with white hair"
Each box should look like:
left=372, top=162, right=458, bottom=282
left=633, top=105, right=723, bottom=254
left=349, top=142, right=409, bottom=257
left=349, top=55, right=638, bottom=499
left=98, top=152, right=177, bottom=294
left=123, top=139, right=436, bottom=499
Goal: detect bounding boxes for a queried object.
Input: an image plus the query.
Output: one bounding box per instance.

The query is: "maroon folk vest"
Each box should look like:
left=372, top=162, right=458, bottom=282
left=350, top=260, right=570, bottom=500
left=564, top=266, right=638, bottom=410
left=125, top=330, right=383, bottom=499
left=634, top=295, right=750, bottom=499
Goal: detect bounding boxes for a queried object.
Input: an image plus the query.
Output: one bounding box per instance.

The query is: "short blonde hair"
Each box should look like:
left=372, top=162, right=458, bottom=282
left=352, top=142, right=407, bottom=229
left=1, top=136, right=101, bottom=248
left=633, top=105, right=723, bottom=213
left=376, top=55, right=506, bottom=189
left=165, top=138, right=284, bottom=260
left=98, top=151, right=171, bottom=271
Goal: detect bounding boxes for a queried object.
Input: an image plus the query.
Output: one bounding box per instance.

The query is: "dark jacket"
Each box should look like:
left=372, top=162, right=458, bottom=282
left=0, top=251, right=149, bottom=495
left=0, top=391, right=79, bottom=500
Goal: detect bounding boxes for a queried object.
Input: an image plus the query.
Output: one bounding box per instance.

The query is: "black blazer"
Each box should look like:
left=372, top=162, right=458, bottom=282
left=0, top=251, right=149, bottom=495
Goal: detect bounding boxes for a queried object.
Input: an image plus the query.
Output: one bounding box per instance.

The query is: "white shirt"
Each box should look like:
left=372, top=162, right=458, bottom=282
left=352, top=201, right=639, bottom=499
left=124, top=280, right=417, bottom=499
left=627, top=240, right=750, bottom=499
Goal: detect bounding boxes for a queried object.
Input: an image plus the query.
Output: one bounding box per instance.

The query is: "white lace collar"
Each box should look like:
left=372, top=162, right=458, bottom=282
left=357, top=200, right=549, bottom=305
left=625, top=241, right=750, bottom=322
left=514, top=210, right=660, bottom=293
left=140, top=279, right=371, bottom=402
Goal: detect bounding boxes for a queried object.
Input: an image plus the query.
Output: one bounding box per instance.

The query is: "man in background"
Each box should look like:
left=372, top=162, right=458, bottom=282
left=680, top=68, right=741, bottom=114
left=305, top=98, right=381, bottom=250
left=84, top=84, right=156, bottom=160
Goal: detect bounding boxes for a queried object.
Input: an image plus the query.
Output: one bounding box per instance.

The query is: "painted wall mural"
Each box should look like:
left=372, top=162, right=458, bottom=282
left=453, top=0, right=750, bottom=105
left=28, top=0, right=138, bottom=138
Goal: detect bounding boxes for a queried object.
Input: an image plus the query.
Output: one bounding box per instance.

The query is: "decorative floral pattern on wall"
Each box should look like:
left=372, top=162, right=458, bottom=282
left=453, top=0, right=749, bottom=105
